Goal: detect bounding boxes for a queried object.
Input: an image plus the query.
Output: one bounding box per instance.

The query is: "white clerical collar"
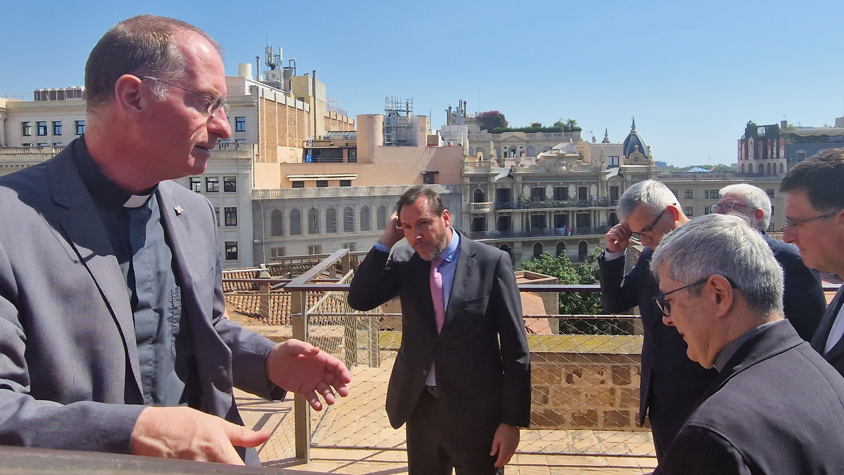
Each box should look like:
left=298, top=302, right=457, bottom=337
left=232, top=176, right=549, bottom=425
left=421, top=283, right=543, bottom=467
left=123, top=194, right=152, bottom=208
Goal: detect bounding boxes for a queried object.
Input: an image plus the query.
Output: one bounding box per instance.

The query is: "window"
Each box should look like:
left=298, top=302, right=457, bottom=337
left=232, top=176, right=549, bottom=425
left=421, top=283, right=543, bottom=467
left=308, top=245, right=322, bottom=255
left=224, top=207, right=237, bottom=226
left=326, top=207, right=337, bottom=233
left=348, top=148, right=357, bottom=163
left=75, top=120, right=85, bottom=135
left=530, top=187, right=545, bottom=202
left=292, top=181, right=305, bottom=188
left=235, top=117, right=246, bottom=132
left=766, top=189, right=775, bottom=198
left=316, top=180, right=328, bottom=188
left=52, top=121, right=62, bottom=135
left=704, top=189, right=720, bottom=199
left=21, top=122, right=31, bottom=136
left=225, top=242, right=238, bottom=261
left=578, top=186, right=588, bottom=201
left=608, top=156, right=620, bottom=167
left=290, top=209, right=302, bottom=235
left=206, top=177, right=219, bottom=192
left=423, top=174, right=435, bottom=184
left=270, top=210, right=284, bottom=236
left=684, top=206, right=694, bottom=217
left=343, top=242, right=357, bottom=252
left=795, top=151, right=807, bottom=162
left=235, top=139, right=246, bottom=143
left=214, top=207, right=220, bottom=226
left=37, top=121, right=47, bottom=136
left=52, top=142, right=62, bottom=146
left=270, top=247, right=286, bottom=259
left=189, top=177, right=201, bottom=192
left=343, top=207, right=354, bottom=232
left=377, top=206, right=387, bottom=230
left=340, top=180, right=351, bottom=187
left=36, top=143, right=48, bottom=147
left=360, top=207, right=371, bottom=231
left=223, top=176, right=237, bottom=192
left=684, top=190, right=693, bottom=200
left=704, top=205, right=712, bottom=215
left=554, top=187, right=568, bottom=201
left=308, top=208, right=320, bottom=234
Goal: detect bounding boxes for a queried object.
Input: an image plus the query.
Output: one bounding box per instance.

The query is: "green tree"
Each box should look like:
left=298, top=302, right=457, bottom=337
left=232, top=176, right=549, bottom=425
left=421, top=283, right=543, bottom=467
left=477, top=111, right=507, bottom=131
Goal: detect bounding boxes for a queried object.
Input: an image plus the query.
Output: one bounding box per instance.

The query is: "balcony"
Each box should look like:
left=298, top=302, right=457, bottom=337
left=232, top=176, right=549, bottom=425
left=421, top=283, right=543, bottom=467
left=496, top=199, right=611, bottom=210
left=468, top=226, right=610, bottom=240
left=469, top=201, right=492, bottom=213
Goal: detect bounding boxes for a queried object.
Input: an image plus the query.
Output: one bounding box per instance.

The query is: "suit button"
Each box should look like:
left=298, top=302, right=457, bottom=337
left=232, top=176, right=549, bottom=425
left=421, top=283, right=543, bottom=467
left=422, top=369, right=428, bottom=376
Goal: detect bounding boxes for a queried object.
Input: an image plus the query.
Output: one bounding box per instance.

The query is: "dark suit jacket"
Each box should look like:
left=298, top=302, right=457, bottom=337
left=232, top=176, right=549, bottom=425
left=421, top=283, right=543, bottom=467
left=764, top=234, right=825, bottom=341
left=599, top=248, right=717, bottom=429
left=658, top=320, right=844, bottom=475
left=811, top=285, right=844, bottom=377
left=347, top=233, right=531, bottom=430
left=0, top=140, right=283, bottom=456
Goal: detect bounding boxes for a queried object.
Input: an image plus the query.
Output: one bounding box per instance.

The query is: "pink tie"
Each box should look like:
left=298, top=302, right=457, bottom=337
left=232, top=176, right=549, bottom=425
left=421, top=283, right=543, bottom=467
left=430, top=256, right=445, bottom=333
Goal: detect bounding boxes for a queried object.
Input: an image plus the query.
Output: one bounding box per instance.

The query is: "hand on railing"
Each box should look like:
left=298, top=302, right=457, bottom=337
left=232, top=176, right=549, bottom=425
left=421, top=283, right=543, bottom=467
left=131, top=406, right=269, bottom=465
left=266, top=339, right=352, bottom=411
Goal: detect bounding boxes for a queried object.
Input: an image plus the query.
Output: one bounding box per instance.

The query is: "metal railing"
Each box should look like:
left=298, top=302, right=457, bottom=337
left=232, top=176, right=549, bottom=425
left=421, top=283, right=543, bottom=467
left=468, top=226, right=611, bottom=240
left=495, top=199, right=612, bottom=210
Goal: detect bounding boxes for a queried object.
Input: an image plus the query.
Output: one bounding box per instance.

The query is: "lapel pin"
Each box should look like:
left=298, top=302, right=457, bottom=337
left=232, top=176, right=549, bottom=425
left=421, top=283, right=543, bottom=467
left=174, top=206, right=184, bottom=215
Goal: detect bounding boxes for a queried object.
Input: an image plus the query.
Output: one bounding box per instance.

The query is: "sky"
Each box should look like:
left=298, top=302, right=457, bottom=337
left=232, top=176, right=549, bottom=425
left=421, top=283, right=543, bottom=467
left=2, top=0, right=843, bottom=167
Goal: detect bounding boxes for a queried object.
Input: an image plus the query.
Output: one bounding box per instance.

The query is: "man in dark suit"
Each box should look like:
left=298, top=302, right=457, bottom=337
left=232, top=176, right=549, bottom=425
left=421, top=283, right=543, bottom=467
left=651, top=214, right=844, bottom=475
left=0, top=15, right=350, bottom=465
left=599, top=180, right=717, bottom=461
left=714, top=183, right=825, bottom=340
left=781, top=149, right=844, bottom=376
left=348, top=185, right=531, bottom=475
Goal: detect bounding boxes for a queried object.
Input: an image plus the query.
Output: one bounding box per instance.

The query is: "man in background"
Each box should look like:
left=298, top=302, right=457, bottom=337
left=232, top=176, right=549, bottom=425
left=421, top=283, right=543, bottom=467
left=348, top=185, right=530, bottom=474
left=599, top=180, right=716, bottom=461
left=714, top=183, right=824, bottom=340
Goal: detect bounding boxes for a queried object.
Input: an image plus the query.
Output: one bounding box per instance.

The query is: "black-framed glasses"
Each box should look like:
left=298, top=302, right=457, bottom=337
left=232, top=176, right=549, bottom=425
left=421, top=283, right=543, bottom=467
left=140, top=76, right=230, bottom=117
left=651, top=275, right=736, bottom=317
left=631, top=208, right=667, bottom=240
left=784, top=211, right=839, bottom=231
left=713, top=201, right=752, bottom=214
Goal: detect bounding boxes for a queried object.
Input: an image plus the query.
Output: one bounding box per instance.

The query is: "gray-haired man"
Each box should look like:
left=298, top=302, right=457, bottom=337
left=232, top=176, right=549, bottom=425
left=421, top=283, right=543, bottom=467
left=652, top=214, right=844, bottom=475
left=714, top=183, right=824, bottom=341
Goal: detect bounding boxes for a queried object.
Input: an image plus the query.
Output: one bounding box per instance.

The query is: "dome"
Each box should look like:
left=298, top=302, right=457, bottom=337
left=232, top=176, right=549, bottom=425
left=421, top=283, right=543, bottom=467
left=622, top=119, right=649, bottom=162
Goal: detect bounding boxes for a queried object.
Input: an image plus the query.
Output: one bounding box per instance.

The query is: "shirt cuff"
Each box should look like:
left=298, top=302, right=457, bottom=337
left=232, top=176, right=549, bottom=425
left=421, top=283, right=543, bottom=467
left=604, top=249, right=626, bottom=261
left=373, top=242, right=391, bottom=253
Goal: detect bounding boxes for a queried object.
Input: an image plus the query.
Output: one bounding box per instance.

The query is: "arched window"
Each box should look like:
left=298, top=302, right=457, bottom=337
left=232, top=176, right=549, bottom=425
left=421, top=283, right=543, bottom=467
left=578, top=241, right=588, bottom=261
left=473, top=189, right=485, bottom=203
left=343, top=207, right=354, bottom=232
left=608, top=213, right=619, bottom=226
left=779, top=162, right=784, bottom=174
left=360, top=206, right=371, bottom=231
left=308, top=208, right=320, bottom=234
left=556, top=242, right=566, bottom=256
left=767, top=163, right=772, bottom=175
left=270, top=210, right=283, bottom=236
left=533, top=243, right=543, bottom=258
left=758, top=163, right=764, bottom=174
left=290, top=209, right=302, bottom=235
left=500, top=244, right=514, bottom=265
left=526, top=146, right=536, bottom=157
left=326, top=207, right=337, bottom=233
left=377, top=206, right=387, bottom=230
left=741, top=163, right=745, bottom=173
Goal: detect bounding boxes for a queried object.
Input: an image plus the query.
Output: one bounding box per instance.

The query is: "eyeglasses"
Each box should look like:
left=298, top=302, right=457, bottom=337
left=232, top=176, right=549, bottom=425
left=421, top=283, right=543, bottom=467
left=652, top=275, right=736, bottom=317
left=784, top=211, right=839, bottom=231
left=631, top=208, right=667, bottom=240
left=140, top=76, right=230, bottom=117
left=713, top=201, right=752, bottom=214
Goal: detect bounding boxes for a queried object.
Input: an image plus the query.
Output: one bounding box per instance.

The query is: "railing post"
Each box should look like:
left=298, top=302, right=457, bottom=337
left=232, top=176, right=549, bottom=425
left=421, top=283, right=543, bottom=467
left=368, top=313, right=379, bottom=367
left=291, top=289, right=310, bottom=462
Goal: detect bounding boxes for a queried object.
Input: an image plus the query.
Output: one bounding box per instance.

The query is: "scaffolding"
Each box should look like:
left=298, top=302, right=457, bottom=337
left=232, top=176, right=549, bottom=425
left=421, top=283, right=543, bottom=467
left=383, top=95, right=414, bottom=146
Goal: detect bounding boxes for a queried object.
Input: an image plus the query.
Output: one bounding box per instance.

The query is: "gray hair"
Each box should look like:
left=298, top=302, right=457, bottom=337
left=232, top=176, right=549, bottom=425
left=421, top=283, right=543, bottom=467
left=719, top=184, right=771, bottom=232
left=651, top=214, right=783, bottom=318
left=617, top=180, right=679, bottom=222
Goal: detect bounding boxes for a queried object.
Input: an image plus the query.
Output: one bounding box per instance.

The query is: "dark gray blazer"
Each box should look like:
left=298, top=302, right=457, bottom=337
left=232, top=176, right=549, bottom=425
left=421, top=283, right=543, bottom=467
left=658, top=320, right=844, bottom=475
left=347, top=233, right=531, bottom=430
left=764, top=234, right=825, bottom=341
left=0, top=140, right=283, bottom=455
left=811, top=285, right=844, bottom=377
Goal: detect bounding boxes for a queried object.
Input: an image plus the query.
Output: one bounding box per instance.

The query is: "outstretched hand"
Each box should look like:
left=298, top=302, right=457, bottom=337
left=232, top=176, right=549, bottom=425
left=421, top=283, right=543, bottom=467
left=266, top=339, right=352, bottom=410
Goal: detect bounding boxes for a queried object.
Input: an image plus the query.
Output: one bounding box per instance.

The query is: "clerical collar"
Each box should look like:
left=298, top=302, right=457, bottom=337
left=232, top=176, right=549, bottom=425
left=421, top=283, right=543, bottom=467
left=71, top=136, right=157, bottom=208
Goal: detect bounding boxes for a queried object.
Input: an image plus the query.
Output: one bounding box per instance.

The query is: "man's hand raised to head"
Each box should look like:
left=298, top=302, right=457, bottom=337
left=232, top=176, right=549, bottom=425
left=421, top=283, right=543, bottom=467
left=377, top=212, right=405, bottom=249
left=605, top=222, right=632, bottom=253
left=266, top=339, right=352, bottom=410
left=131, top=406, right=269, bottom=465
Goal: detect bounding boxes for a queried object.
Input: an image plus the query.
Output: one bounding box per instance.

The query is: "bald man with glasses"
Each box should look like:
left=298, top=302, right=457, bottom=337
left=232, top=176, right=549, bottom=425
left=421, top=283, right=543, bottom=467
left=781, top=149, right=844, bottom=378
left=599, top=180, right=717, bottom=462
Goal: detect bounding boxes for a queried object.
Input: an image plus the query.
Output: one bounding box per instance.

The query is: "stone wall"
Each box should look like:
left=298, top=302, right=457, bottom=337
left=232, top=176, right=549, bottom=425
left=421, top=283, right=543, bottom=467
left=528, top=335, right=647, bottom=431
